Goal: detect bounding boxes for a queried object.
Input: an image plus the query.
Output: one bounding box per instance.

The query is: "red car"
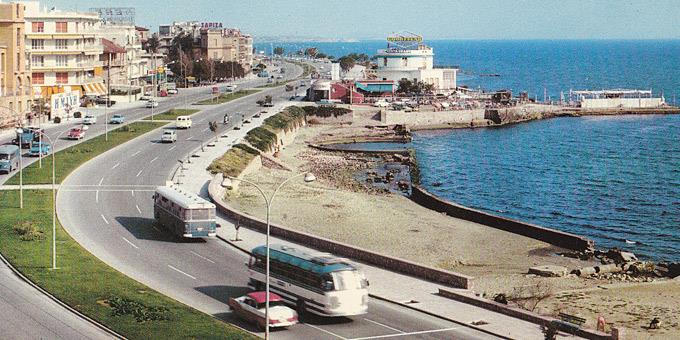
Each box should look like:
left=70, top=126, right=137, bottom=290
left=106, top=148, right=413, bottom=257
left=68, top=128, right=85, bottom=140
left=228, top=292, right=298, bottom=330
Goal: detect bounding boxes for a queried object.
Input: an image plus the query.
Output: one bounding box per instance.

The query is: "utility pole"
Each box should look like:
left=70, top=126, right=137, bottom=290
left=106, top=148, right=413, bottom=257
left=106, top=52, right=111, bottom=141
left=151, top=51, right=156, bottom=121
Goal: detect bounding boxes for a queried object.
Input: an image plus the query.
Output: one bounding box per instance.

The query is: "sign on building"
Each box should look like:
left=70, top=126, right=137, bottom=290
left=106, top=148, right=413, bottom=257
left=201, top=22, right=223, bottom=29
left=90, top=7, right=135, bottom=25
left=50, top=92, right=79, bottom=119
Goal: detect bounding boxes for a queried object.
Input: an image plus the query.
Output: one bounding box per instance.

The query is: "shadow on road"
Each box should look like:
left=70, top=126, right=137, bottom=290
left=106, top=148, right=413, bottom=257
left=115, top=216, right=205, bottom=243
left=195, top=285, right=250, bottom=304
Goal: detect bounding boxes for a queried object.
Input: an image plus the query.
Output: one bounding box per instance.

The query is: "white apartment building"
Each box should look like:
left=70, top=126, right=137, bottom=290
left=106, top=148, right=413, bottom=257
left=97, top=22, right=148, bottom=88
left=23, top=1, right=106, bottom=99
left=375, top=34, right=457, bottom=92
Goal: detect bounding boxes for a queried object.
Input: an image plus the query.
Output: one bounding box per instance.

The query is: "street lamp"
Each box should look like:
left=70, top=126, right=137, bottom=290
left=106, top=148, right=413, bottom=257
left=225, top=172, right=316, bottom=340
left=3, top=104, right=25, bottom=209
left=41, top=128, right=68, bottom=270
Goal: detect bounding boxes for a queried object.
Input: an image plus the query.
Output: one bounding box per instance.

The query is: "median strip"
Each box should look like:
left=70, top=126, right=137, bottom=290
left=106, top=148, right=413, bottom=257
left=0, top=190, right=254, bottom=339
left=193, top=90, right=259, bottom=105
left=142, top=108, right=199, bottom=121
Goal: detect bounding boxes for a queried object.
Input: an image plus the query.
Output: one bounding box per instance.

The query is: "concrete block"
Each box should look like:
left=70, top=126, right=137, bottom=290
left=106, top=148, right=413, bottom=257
left=528, top=265, right=568, bottom=277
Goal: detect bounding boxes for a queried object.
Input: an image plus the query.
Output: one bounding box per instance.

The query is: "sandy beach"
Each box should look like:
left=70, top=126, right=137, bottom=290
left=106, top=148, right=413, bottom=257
left=223, top=115, right=679, bottom=338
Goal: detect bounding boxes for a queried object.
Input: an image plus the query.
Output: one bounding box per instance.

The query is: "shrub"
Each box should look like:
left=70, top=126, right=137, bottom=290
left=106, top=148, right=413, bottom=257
left=13, top=221, right=45, bottom=241
left=107, top=296, right=170, bottom=322
left=244, top=107, right=306, bottom=152
left=73, top=111, right=82, bottom=118
left=53, top=117, right=61, bottom=124
left=207, top=143, right=260, bottom=177
left=303, top=106, right=352, bottom=118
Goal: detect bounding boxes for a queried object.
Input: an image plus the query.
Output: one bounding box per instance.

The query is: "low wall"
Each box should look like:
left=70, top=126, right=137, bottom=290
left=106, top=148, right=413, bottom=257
left=411, top=186, right=594, bottom=251
left=438, top=289, right=613, bottom=340
left=381, top=109, right=485, bottom=126
left=581, top=98, right=663, bottom=109
left=209, top=176, right=473, bottom=289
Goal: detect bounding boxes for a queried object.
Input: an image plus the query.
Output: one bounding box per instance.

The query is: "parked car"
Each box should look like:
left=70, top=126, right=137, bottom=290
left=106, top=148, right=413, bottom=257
left=83, top=114, right=97, bottom=125
left=12, top=128, right=37, bottom=148
left=110, top=114, right=125, bottom=124
left=225, top=85, right=237, bottom=92
left=167, top=88, right=178, bottom=95
left=175, top=116, right=192, bottom=129
left=228, top=292, right=298, bottom=330
left=0, top=145, right=20, bottom=174
left=139, top=95, right=152, bottom=101
left=146, top=100, right=159, bottom=108
left=28, top=142, right=51, bottom=157
left=68, top=128, right=85, bottom=140
left=373, top=100, right=390, bottom=108
left=276, top=75, right=283, bottom=79
left=95, top=96, right=116, bottom=107
left=160, top=130, right=177, bottom=143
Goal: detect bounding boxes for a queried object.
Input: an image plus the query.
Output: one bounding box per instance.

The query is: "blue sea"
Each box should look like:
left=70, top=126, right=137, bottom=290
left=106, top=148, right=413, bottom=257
left=259, top=40, right=680, bottom=261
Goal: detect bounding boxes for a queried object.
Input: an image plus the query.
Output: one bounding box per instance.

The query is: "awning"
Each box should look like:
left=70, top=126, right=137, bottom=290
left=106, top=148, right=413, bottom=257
left=84, top=83, right=107, bottom=95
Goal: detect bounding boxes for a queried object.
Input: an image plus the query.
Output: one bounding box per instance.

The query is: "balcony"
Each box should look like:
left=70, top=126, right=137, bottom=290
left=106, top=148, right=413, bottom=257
left=27, top=46, right=102, bottom=55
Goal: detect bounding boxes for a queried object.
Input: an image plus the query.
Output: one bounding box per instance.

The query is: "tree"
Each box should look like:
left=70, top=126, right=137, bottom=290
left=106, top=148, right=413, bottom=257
left=273, top=46, right=285, bottom=55
left=397, top=79, right=414, bottom=94
left=338, top=55, right=356, bottom=73
left=215, top=61, right=245, bottom=79
left=144, top=36, right=160, bottom=53
left=316, top=52, right=327, bottom=59
left=304, top=47, right=318, bottom=58
left=509, top=281, right=554, bottom=312
left=255, top=63, right=267, bottom=71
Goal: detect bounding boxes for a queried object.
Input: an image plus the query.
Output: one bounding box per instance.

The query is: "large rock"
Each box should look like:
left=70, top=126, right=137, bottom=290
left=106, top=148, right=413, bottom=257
left=529, top=265, right=569, bottom=277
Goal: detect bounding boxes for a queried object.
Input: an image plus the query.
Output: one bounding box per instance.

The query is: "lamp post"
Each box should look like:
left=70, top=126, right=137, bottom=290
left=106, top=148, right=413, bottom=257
left=226, top=172, right=316, bottom=340
left=41, top=129, right=67, bottom=270
left=2, top=105, right=24, bottom=208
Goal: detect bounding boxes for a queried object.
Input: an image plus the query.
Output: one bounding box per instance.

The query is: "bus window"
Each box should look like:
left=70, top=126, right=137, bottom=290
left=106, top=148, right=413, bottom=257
left=321, top=274, right=335, bottom=291
left=331, top=271, right=362, bottom=291
left=191, top=209, right=210, bottom=220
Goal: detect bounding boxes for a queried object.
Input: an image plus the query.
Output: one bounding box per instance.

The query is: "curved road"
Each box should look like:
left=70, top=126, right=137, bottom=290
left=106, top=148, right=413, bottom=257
left=57, top=62, right=499, bottom=339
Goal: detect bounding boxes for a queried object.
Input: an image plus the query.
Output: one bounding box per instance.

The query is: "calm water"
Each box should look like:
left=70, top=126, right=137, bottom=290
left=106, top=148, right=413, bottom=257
left=413, top=115, right=680, bottom=261
left=257, top=40, right=680, bottom=100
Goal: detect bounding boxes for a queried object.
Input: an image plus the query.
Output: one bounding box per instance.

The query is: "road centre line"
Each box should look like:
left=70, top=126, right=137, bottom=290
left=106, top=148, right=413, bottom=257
left=202, top=127, right=210, bottom=132
left=150, top=156, right=158, bottom=163
left=135, top=205, right=142, bottom=214
left=95, top=190, right=99, bottom=203
left=167, top=265, right=197, bottom=280
left=131, top=150, right=141, bottom=157
left=349, top=327, right=463, bottom=340
left=168, top=145, right=176, bottom=151
left=111, top=162, right=120, bottom=170
left=100, top=214, right=109, bottom=225
left=364, top=319, right=405, bottom=334
left=98, top=177, right=104, bottom=186
left=190, top=251, right=215, bottom=264
left=304, top=324, right=348, bottom=340
left=121, top=237, right=139, bottom=249
left=136, top=169, right=143, bottom=177
left=186, top=136, right=192, bottom=140
left=131, top=190, right=134, bottom=196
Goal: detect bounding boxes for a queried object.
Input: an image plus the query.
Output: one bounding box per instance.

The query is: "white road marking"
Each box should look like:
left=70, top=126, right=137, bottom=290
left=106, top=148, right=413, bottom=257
left=168, top=145, right=176, bottom=151
left=136, top=169, right=143, bottom=177
left=98, top=177, right=104, bottom=186
left=305, top=324, right=348, bottom=339
left=111, top=162, right=120, bottom=170
left=202, top=127, right=210, bottom=132
left=186, top=136, right=192, bottom=140
left=150, top=156, right=158, bottom=163
left=190, top=251, right=215, bottom=264
left=121, top=237, right=139, bottom=249
left=135, top=205, right=142, bottom=214
left=61, top=189, right=155, bottom=192
left=100, top=214, right=109, bottom=224
left=364, top=319, right=405, bottom=334
left=131, top=150, right=141, bottom=157
left=349, top=327, right=462, bottom=340
left=167, top=265, right=197, bottom=280
left=95, top=190, right=99, bottom=203
left=131, top=190, right=134, bottom=196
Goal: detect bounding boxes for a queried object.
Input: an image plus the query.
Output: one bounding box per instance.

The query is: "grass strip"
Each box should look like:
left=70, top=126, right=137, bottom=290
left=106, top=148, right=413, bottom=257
left=194, top=90, right=259, bottom=105
left=0, top=190, right=254, bottom=340
left=5, top=122, right=166, bottom=185
left=207, top=143, right=261, bottom=178
left=142, top=109, right=199, bottom=121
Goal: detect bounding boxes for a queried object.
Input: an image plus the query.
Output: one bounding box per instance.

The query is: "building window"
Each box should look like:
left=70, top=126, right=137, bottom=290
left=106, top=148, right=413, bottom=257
left=383, top=58, right=387, bottom=67
left=32, top=22, right=44, bottom=33
left=56, top=22, right=68, bottom=33
left=31, top=55, right=44, bottom=67
left=16, top=28, right=21, bottom=46
left=56, top=55, right=68, bottom=67
left=16, top=53, right=20, bottom=71
left=56, top=39, right=68, bottom=50
left=31, top=39, right=44, bottom=50
left=32, top=73, right=44, bottom=84
left=56, top=72, right=68, bottom=84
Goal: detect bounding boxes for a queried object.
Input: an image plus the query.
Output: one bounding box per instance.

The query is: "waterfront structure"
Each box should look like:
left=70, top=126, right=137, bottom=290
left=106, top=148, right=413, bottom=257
left=374, top=32, right=457, bottom=93
left=570, top=89, right=665, bottom=109
left=0, top=1, right=32, bottom=129
left=23, top=1, right=105, bottom=103
left=309, top=79, right=394, bottom=104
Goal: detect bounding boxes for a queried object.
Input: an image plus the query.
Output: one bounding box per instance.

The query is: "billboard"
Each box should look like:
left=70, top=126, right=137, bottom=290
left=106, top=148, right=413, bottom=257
left=51, top=92, right=79, bottom=119
left=90, top=7, right=135, bottom=25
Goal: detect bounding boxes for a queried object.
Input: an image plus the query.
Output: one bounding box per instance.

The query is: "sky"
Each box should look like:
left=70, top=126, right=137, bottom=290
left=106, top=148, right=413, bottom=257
left=34, top=0, right=680, bottom=40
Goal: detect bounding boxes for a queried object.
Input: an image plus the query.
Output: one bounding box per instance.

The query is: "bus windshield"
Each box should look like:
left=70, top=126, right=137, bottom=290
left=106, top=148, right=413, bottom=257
left=331, top=270, right=363, bottom=291
left=0, top=154, right=9, bottom=160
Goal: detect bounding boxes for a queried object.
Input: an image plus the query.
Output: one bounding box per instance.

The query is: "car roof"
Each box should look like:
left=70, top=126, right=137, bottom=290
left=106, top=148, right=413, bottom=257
left=0, top=145, right=19, bottom=153
left=247, top=292, right=282, bottom=304
left=176, top=116, right=190, bottom=119
left=70, top=127, right=82, bottom=131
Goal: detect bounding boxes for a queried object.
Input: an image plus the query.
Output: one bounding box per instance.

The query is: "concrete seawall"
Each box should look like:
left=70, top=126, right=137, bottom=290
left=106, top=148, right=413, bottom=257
left=208, top=175, right=474, bottom=289
left=411, top=186, right=595, bottom=252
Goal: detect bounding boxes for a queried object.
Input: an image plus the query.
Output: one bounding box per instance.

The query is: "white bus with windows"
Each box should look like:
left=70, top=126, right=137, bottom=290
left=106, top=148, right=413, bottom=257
left=152, top=185, right=218, bottom=238
left=247, top=244, right=369, bottom=317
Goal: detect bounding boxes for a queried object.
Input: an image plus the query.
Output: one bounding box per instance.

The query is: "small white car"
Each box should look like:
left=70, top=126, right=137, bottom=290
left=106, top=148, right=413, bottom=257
left=175, top=116, right=192, bottom=129
left=146, top=100, right=159, bottom=108
left=167, top=88, right=178, bottom=95
left=225, top=85, right=237, bottom=92
left=83, top=114, right=97, bottom=124
left=373, top=100, right=390, bottom=108
left=229, top=292, right=298, bottom=330
left=140, top=95, right=152, bottom=101
left=160, top=130, right=177, bottom=143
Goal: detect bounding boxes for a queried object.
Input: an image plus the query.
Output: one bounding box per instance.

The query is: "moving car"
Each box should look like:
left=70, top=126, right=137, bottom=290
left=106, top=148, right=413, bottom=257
left=146, top=100, right=159, bottom=108
left=110, top=114, right=125, bottom=124
left=68, top=128, right=85, bottom=140
left=95, top=95, right=115, bottom=107
left=225, top=85, right=237, bottom=92
left=160, top=130, right=177, bottom=143
left=229, top=292, right=298, bottom=330
left=83, top=114, right=97, bottom=125
left=167, top=88, right=178, bottom=95
left=140, top=95, right=152, bottom=101
left=12, top=128, right=37, bottom=148
left=175, top=116, right=192, bottom=129
left=28, top=142, right=51, bottom=157
left=0, top=145, right=20, bottom=174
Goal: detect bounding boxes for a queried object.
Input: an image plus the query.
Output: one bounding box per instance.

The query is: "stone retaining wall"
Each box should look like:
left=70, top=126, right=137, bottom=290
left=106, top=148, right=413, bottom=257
left=208, top=175, right=473, bottom=289
left=411, top=186, right=595, bottom=252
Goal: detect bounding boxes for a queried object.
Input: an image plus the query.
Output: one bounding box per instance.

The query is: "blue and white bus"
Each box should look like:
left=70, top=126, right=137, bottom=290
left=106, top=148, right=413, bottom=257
left=247, top=244, right=369, bottom=317
left=153, top=186, right=218, bottom=238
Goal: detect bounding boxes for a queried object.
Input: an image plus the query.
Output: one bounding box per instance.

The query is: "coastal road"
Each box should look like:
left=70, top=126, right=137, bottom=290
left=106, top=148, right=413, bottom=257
left=0, top=259, right=113, bottom=339
left=56, top=62, right=501, bottom=339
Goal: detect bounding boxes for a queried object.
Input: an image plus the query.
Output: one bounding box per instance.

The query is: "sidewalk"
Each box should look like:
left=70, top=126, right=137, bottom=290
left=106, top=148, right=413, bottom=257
left=171, top=104, right=582, bottom=340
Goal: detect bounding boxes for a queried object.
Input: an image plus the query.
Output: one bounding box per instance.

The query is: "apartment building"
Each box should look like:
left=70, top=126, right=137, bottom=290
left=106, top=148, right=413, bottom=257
left=98, top=22, right=148, bottom=89
left=23, top=1, right=106, bottom=103
left=0, top=1, right=31, bottom=129
left=200, top=27, right=253, bottom=70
